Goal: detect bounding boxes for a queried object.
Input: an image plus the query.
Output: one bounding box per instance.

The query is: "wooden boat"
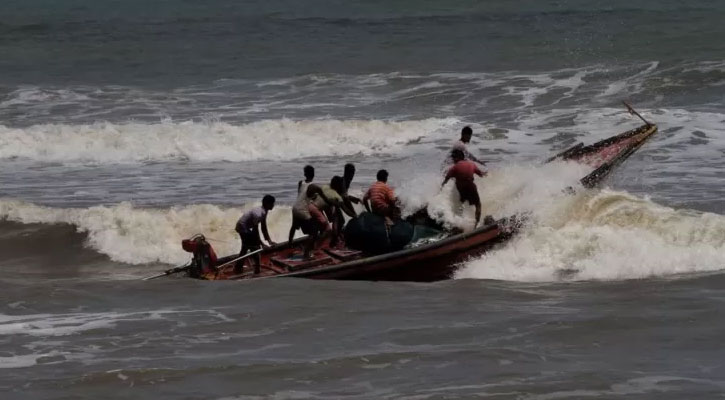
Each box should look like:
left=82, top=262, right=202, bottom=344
left=167, top=121, right=657, bottom=282
left=554, top=123, right=658, bottom=188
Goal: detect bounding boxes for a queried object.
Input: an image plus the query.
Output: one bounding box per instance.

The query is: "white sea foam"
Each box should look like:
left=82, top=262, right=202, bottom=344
left=0, top=199, right=295, bottom=265
left=0, top=351, right=73, bottom=369
left=0, top=118, right=458, bottom=163
left=0, top=309, right=233, bottom=337
left=455, top=188, right=725, bottom=282
left=392, top=147, right=725, bottom=282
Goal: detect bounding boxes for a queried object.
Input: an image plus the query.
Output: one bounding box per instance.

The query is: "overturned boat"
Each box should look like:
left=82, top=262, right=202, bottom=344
left=152, top=118, right=657, bottom=283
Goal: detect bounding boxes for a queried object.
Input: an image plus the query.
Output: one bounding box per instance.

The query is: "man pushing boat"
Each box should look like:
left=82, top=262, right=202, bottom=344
left=235, top=195, right=276, bottom=274
left=442, top=149, right=487, bottom=227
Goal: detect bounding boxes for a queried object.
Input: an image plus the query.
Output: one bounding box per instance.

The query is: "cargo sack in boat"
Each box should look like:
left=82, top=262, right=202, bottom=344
left=344, top=212, right=414, bottom=254
left=388, top=218, right=414, bottom=250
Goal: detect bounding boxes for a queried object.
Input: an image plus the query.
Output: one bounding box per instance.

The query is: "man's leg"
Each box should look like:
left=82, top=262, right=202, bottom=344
left=250, top=228, right=262, bottom=275
left=330, top=209, right=344, bottom=247
left=304, top=230, right=317, bottom=259
left=461, top=183, right=481, bottom=227
left=288, top=215, right=299, bottom=244
left=234, top=236, right=249, bottom=274
left=471, top=187, right=482, bottom=227
left=474, top=202, right=481, bottom=227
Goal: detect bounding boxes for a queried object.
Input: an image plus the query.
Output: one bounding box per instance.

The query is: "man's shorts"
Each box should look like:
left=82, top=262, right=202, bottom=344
left=240, top=229, right=261, bottom=250
left=456, top=180, right=481, bottom=206
left=299, top=204, right=330, bottom=235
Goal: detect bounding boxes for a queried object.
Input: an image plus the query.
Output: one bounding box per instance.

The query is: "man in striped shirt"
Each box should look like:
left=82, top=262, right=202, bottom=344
left=363, top=169, right=398, bottom=224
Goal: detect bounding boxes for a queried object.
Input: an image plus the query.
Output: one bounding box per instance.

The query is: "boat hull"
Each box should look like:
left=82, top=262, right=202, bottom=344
left=281, top=223, right=512, bottom=281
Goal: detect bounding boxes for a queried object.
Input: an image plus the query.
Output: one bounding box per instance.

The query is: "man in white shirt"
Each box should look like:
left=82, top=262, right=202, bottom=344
left=234, top=195, right=276, bottom=274
left=448, top=126, right=485, bottom=165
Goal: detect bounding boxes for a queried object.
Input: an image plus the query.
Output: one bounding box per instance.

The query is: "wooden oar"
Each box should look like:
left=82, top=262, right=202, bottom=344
left=142, top=263, right=192, bottom=281
left=212, top=248, right=264, bottom=274
left=142, top=248, right=264, bottom=281
left=623, top=101, right=651, bottom=126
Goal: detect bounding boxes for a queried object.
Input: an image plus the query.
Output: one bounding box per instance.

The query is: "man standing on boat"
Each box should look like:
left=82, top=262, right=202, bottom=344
left=320, top=175, right=357, bottom=247
left=448, top=126, right=485, bottom=166
left=291, top=183, right=334, bottom=259
left=332, top=163, right=360, bottom=235
left=442, top=149, right=486, bottom=227
left=288, top=165, right=315, bottom=243
left=341, top=163, right=361, bottom=209
left=363, top=169, right=398, bottom=225
left=234, top=195, right=276, bottom=275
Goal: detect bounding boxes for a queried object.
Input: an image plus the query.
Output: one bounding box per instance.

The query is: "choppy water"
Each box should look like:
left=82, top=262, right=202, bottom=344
left=1, top=1, right=725, bottom=398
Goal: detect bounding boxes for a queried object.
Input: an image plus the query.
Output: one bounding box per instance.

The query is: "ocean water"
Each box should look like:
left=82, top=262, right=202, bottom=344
left=1, top=1, right=725, bottom=398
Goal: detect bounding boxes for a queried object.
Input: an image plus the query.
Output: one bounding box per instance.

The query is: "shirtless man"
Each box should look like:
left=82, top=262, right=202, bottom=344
left=442, top=149, right=487, bottom=226
left=288, top=165, right=315, bottom=242
left=321, top=175, right=357, bottom=246
left=291, top=178, right=354, bottom=257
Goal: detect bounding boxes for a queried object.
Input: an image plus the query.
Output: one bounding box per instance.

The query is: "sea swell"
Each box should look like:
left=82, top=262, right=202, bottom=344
left=0, top=118, right=457, bottom=163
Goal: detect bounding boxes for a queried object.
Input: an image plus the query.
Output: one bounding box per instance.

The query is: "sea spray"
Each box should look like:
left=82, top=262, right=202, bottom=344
left=455, top=189, right=725, bottom=282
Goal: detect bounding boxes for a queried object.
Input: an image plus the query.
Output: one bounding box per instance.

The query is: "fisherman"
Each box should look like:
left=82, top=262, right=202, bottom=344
left=342, top=163, right=361, bottom=207
left=183, top=234, right=218, bottom=279
left=331, top=163, right=360, bottom=241
left=291, top=184, right=333, bottom=259
left=363, top=169, right=398, bottom=225
left=442, top=149, right=486, bottom=226
left=288, top=165, right=315, bottom=242
left=234, top=195, right=276, bottom=274
left=320, top=175, right=357, bottom=246
left=449, top=126, right=485, bottom=165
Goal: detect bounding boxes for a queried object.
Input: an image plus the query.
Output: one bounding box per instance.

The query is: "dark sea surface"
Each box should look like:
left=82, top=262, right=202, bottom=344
left=1, top=1, right=725, bottom=399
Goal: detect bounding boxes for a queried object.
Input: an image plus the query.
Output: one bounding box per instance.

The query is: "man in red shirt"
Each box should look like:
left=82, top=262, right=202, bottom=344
left=442, top=149, right=487, bottom=226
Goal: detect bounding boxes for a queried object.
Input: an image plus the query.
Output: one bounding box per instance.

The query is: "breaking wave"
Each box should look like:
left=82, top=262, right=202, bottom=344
left=0, top=199, right=295, bottom=265
left=0, top=118, right=457, bottom=163
left=1, top=159, right=724, bottom=281
left=394, top=156, right=725, bottom=282
left=455, top=189, right=725, bottom=282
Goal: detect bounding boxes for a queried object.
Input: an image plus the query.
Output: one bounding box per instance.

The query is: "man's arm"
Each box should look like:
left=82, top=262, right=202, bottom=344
left=362, top=190, right=372, bottom=213
left=442, top=168, right=453, bottom=187
left=465, top=150, right=486, bottom=165
left=329, top=206, right=339, bottom=232
left=474, top=164, right=486, bottom=177
left=261, top=216, right=274, bottom=246
left=387, top=188, right=397, bottom=207
left=340, top=199, right=357, bottom=218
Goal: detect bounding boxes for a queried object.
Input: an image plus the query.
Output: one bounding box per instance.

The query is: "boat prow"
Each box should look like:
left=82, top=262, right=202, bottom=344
left=552, top=123, right=658, bottom=188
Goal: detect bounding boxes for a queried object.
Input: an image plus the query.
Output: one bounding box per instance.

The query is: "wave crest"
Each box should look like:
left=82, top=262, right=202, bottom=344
left=0, top=118, right=457, bottom=163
